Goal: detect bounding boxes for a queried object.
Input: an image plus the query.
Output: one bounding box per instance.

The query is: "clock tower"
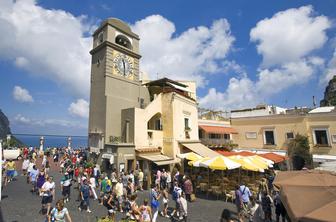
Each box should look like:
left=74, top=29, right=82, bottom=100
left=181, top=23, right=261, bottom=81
left=88, top=18, right=150, bottom=155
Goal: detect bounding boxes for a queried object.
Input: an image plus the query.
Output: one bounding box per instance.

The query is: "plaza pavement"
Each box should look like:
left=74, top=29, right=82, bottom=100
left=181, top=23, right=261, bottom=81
left=0, top=158, right=251, bottom=222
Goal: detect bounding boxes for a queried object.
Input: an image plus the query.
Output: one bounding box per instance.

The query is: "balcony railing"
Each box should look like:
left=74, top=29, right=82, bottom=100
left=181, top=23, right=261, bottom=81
left=200, top=138, right=232, bottom=145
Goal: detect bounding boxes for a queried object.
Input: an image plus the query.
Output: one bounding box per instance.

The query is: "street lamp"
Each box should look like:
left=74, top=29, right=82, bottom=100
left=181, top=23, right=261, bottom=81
left=39, top=136, right=44, bottom=152
left=67, top=137, right=72, bottom=150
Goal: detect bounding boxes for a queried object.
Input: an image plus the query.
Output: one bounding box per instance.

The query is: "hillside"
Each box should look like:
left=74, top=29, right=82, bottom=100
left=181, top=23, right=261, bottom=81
left=0, top=109, right=23, bottom=146
left=0, top=109, right=11, bottom=139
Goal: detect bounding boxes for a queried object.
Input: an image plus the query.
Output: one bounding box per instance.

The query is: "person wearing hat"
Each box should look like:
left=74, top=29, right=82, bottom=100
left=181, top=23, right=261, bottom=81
left=61, top=172, right=72, bottom=203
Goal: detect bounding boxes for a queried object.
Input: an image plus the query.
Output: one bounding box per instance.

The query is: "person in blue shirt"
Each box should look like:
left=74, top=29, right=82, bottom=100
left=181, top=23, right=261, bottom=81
left=239, top=182, right=252, bottom=218
left=79, top=179, right=92, bottom=213
left=29, top=165, right=39, bottom=193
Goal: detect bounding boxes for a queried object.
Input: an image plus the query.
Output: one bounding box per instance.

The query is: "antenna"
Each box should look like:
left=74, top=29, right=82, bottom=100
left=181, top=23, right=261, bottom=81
left=313, top=96, right=316, bottom=108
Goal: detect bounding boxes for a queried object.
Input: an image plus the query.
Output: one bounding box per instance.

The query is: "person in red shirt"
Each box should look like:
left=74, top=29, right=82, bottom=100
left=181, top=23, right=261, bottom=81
left=75, top=168, right=80, bottom=181
left=72, top=156, right=77, bottom=165
left=23, top=147, right=29, bottom=158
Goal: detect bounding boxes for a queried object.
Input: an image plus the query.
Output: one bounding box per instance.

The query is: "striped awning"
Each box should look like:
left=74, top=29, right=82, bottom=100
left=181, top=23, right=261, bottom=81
left=199, top=125, right=238, bottom=134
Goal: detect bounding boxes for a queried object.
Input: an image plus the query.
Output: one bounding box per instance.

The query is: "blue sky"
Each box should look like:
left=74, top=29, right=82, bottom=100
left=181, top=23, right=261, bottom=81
left=0, top=0, right=336, bottom=135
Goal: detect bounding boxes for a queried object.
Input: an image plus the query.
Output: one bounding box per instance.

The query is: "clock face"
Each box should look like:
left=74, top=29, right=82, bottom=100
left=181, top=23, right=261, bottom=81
left=114, top=54, right=133, bottom=77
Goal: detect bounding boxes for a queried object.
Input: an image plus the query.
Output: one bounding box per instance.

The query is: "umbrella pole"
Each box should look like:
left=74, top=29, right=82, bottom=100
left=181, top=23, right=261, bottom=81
left=238, top=168, right=241, bottom=185
left=208, top=168, right=210, bottom=185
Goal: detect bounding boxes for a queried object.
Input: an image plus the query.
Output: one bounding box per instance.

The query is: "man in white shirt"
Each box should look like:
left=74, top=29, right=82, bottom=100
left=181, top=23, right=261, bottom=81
left=41, top=176, right=55, bottom=215
left=115, top=178, right=124, bottom=212
left=22, top=157, right=30, bottom=176
left=27, top=159, right=35, bottom=184
left=138, top=169, right=144, bottom=191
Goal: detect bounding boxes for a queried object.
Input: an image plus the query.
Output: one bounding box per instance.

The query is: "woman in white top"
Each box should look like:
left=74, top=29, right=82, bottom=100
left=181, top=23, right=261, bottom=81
left=48, top=199, right=72, bottom=222
left=140, top=199, right=152, bottom=222
left=89, top=176, right=98, bottom=200
left=22, top=157, right=30, bottom=176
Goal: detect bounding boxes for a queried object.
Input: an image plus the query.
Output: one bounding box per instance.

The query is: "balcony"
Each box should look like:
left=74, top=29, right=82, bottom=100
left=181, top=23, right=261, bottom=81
left=147, top=130, right=163, bottom=147
left=200, top=138, right=232, bottom=145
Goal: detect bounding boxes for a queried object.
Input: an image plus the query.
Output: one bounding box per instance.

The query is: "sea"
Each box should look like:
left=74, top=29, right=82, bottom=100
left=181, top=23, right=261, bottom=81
left=13, top=134, right=88, bottom=149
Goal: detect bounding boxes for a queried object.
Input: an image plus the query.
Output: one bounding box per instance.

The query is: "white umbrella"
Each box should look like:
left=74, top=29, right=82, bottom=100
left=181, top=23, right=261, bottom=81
left=199, top=155, right=241, bottom=170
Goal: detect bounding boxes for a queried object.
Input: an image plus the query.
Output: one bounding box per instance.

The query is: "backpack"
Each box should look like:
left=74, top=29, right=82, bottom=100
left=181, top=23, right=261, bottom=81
left=106, top=184, right=111, bottom=192
left=172, top=188, right=179, bottom=200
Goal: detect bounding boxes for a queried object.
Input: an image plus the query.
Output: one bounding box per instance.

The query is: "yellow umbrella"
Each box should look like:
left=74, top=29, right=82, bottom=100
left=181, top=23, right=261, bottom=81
left=249, top=155, right=273, bottom=168
left=229, top=155, right=267, bottom=172
left=177, top=152, right=203, bottom=161
left=188, top=157, right=210, bottom=167
left=199, top=155, right=241, bottom=170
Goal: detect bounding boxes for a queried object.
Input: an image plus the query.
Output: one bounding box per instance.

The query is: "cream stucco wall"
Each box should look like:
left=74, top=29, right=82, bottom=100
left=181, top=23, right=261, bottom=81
left=171, top=93, right=199, bottom=157
left=124, top=92, right=198, bottom=158
left=231, top=112, right=336, bottom=154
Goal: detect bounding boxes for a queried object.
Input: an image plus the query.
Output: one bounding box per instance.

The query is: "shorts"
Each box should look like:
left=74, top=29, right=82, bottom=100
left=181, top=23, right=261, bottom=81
left=117, top=196, right=123, bottom=204
left=175, top=200, right=180, bottom=209
left=6, top=170, right=15, bottom=177
left=62, top=186, right=71, bottom=196
left=41, top=195, right=53, bottom=204
left=82, top=198, right=90, bottom=207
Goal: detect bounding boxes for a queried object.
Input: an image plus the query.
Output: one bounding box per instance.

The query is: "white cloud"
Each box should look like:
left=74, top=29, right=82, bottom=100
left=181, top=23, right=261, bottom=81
left=68, top=99, right=89, bottom=118
left=199, top=77, right=257, bottom=110
left=200, top=6, right=331, bottom=110
left=14, top=114, right=31, bottom=124
left=250, top=5, right=330, bottom=67
left=256, top=60, right=316, bottom=95
left=0, top=0, right=92, bottom=98
left=321, top=49, right=336, bottom=84
left=13, top=85, right=34, bottom=103
left=13, top=114, right=86, bottom=128
left=131, top=15, right=235, bottom=86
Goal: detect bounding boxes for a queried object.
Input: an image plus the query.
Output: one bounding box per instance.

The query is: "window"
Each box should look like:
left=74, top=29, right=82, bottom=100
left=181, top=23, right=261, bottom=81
left=154, top=119, right=162, bottom=130
left=264, top=130, right=275, bottom=145
left=98, top=32, right=104, bottom=44
left=223, top=134, right=230, bottom=140
left=115, top=35, right=132, bottom=49
left=313, top=129, right=329, bottom=146
left=199, top=129, right=203, bottom=139
left=184, top=118, right=190, bottom=130
left=209, top=133, right=221, bottom=139
left=245, top=132, right=257, bottom=139
left=286, top=132, right=294, bottom=140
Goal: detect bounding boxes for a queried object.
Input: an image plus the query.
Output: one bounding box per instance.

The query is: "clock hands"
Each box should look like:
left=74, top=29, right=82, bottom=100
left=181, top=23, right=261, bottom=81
left=122, top=59, right=126, bottom=76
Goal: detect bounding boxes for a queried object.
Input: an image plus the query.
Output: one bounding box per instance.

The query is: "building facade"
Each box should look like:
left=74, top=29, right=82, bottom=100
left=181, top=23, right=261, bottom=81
left=198, top=119, right=238, bottom=150
left=88, top=18, right=217, bottom=177
left=231, top=108, right=336, bottom=155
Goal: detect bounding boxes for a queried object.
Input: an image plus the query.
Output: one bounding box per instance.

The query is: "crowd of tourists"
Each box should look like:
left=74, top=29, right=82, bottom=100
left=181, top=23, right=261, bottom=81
left=1, top=146, right=290, bottom=222
left=230, top=177, right=289, bottom=222
left=1, top=146, right=191, bottom=222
